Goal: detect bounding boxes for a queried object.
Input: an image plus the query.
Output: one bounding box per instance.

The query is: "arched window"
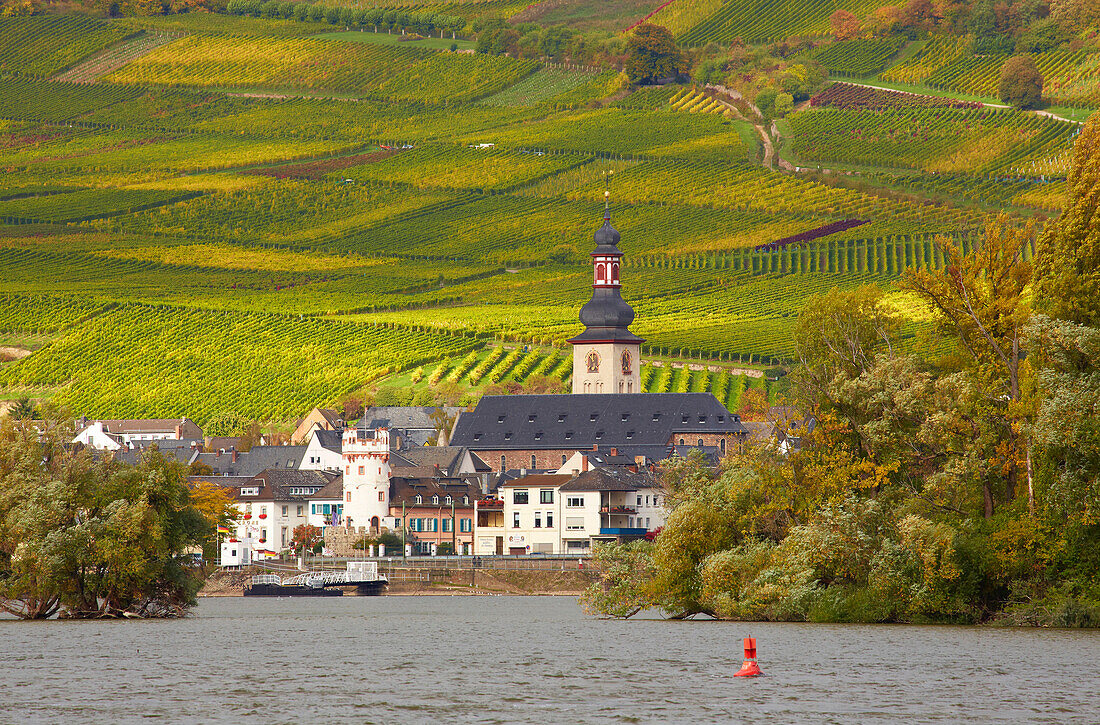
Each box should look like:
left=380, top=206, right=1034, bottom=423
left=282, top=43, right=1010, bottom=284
left=530, top=454, right=536, bottom=469
left=678, top=438, right=685, bottom=446
left=720, top=439, right=726, bottom=453
left=500, top=455, right=506, bottom=471
left=595, top=263, right=606, bottom=283
left=445, top=495, right=452, bottom=505
left=698, top=438, right=704, bottom=448
left=561, top=454, right=567, bottom=466
left=463, top=495, right=469, bottom=505
left=432, top=495, right=439, bottom=505
left=415, top=494, right=422, bottom=504
left=611, top=263, right=619, bottom=282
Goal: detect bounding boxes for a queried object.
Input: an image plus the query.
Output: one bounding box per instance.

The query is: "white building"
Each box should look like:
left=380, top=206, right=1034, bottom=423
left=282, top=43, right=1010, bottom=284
left=494, top=467, right=666, bottom=556
left=300, top=428, right=343, bottom=472
left=74, top=417, right=203, bottom=450
left=341, top=424, right=391, bottom=532
left=224, top=469, right=337, bottom=559
left=308, top=475, right=345, bottom=529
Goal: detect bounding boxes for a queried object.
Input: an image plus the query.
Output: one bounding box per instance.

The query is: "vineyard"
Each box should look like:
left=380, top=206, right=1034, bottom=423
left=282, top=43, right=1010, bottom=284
left=785, top=105, right=1077, bottom=176
left=677, top=0, right=895, bottom=46
left=0, top=11, right=1080, bottom=422
left=811, top=38, right=905, bottom=78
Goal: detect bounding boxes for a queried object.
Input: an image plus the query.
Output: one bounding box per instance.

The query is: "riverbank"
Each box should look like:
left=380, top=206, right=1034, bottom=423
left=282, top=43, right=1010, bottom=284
left=199, top=566, right=596, bottom=597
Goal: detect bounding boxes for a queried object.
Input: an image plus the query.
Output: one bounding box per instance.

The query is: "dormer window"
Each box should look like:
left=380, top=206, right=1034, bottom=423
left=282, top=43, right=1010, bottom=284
left=473, top=433, right=482, bottom=441
left=718, top=416, right=725, bottom=423
left=497, top=416, right=506, bottom=424
left=698, top=415, right=706, bottom=423
left=626, top=430, right=635, bottom=439
left=652, top=413, right=661, bottom=422
left=557, top=414, right=566, bottom=423
left=590, top=413, right=598, bottom=422
left=528, top=414, right=536, bottom=423
left=565, top=431, right=573, bottom=440
left=462, top=495, right=469, bottom=505
left=415, top=494, right=422, bottom=504
left=621, top=413, right=630, bottom=421
left=504, top=432, right=513, bottom=440
left=681, top=415, right=689, bottom=423
left=432, top=495, right=440, bottom=505
left=534, top=431, right=543, bottom=441
left=594, top=430, right=604, bottom=440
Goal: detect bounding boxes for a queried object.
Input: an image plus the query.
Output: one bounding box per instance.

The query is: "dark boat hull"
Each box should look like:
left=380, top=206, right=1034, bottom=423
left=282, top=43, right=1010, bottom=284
left=244, top=584, right=344, bottom=596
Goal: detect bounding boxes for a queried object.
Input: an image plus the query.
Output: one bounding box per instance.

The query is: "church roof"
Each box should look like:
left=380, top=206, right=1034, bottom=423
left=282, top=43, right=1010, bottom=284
left=449, top=393, right=746, bottom=450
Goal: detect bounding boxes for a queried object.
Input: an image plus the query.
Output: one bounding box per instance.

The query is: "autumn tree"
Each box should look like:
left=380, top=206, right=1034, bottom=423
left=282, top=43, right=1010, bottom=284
left=830, top=9, right=861, bottom=40
left=901, top=218, right=1035, bottom=516
left=625, top=24, right=687, bottom=85
left=1030, top=113, right=1100, bottom=530
left=291, top=524, right=324, bottom=555
left=999, top=55, right=1044, bottom=109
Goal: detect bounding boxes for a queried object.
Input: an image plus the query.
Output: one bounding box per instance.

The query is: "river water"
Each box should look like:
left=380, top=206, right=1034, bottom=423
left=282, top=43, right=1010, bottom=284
left=2, top=596, right=1098, bottom=724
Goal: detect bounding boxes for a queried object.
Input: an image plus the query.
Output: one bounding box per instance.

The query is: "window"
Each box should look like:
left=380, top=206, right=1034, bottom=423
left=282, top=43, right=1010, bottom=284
left=682, top=415, right=689, bottom=423
left=698, top=439, right=704, bottom=447
left=589, top=413, right=599, bottom=422
left=699, top=415, right=707, bottom=423
left=678, top=438, right=685, bottom=446
left=594, top=430, right=604, bottom=440
left=460, top=518, right=472, bottom=533
left=322, top=504, right=331, bottom=515
left=637, top=496, right=642, bottom=507
left=646, top=496, right=651, bottom=506
left=653, top=496, right=660, bottom=507
left=566, top=496, right=584, bottom=508
left=282, top=506, right=288, bottom=517
left=296, top=506, right=303, bottom=516
left=626, top=430, right=635, bottom=439
left=646, top=517, right=651, bottom=528
left=652, top=413, right=661, bottom=422
left=513, top=512, right=520, bottom=528
left=312, top=504, right=318, bottom=515
left=557, top=414, right=566, bottom=423
left=497, top=415, right=506, bottom=424
left=513, top=490, right=529, bottom=505
left=445, top=495, right=452, bottom=505
left=534, top=512, right=542, bottom=528
left=432, top=495, right=440, bottom=505
left=561, top=454, right=567, bottom=466
left=443, top=518, right=453, bottom=533
left=415, top=494, right=422, bottom=504
left=281, top=527, right=287, bottom=546
left=621, top=413, right=630, bottom=421
left=528, top=414, right=537, bottom=423
left=346, top=492, right=351, bottom=502
left=428, top=518, right=438, bottom=532
left=566, top=517, right=585, bottom=530
left=720, top=439, right=726, bottom=453
left=546, top=511, right=553, bottom=528
left=462, top=495, right=469, bottom=505
left=540, top=489, right=554, bottom=504
left=378, top=491, right=384, bottom=502
left=500, top=455, right=506, bottom=471
left=358, top=465, right=364, bottom=475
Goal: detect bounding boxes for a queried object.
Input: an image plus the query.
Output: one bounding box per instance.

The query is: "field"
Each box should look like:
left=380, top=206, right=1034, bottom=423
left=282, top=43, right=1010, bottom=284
left=0, top=11, right=1086, bottom=425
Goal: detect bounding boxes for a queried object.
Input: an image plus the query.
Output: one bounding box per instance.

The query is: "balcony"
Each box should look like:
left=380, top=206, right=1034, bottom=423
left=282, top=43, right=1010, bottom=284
left=599, top=506, right=636, bottom=515
left=599, top=527, right=647, bottom=537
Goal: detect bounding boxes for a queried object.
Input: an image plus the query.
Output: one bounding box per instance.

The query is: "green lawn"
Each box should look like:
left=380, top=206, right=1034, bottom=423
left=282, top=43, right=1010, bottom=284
left=317, top=30, right=474, bottom=52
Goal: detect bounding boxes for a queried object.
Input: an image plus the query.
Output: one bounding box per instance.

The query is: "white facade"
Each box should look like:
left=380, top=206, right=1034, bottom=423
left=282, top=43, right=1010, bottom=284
left=341, top=427, right=391, bottom=531
left=571, top=341, right=641, bottom=395
left=73, top=421, right=123, bottom=451
left=308, top=496, right=344, bottom=529
left=231, top=496, right=310, bottom=556
left=300, top=431, right=342, bottom=472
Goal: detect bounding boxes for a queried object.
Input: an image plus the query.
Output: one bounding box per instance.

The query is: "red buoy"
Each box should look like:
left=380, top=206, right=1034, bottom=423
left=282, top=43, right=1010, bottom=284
left=733, top=637, right=763, bottom=677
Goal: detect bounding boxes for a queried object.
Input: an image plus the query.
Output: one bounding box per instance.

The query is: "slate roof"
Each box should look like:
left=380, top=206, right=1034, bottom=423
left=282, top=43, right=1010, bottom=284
left=110, top=439, right=202, bottom=466
left=558, top=467, right=657, bottom=492
left=390, top=475, right=481, bottom=507
left=193, top=445, right=307, bottom=477
left=500, top=474, right=572, bottom=488
left=243, top=469, right=338, bottom=502
left=92, top=418, right=203, bottom=437
left=312, top=429, right=343, bottom=453
left=450, top=393, right=746, bottom=450
left=311, top=474, right=344, bottom=501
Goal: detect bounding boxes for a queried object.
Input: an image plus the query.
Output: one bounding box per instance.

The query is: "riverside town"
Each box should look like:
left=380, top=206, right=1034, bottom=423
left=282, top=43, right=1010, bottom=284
left=1, top=1, right=1099, bottom=721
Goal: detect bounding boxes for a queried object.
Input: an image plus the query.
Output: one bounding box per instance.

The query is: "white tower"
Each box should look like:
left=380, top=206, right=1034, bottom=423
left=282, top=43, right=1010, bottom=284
left=341, top=425, right=390, bottom=532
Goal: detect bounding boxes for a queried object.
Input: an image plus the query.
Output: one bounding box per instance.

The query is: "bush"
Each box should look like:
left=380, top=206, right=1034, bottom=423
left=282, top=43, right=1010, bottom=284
left=999, top=55, right=1043, bottom=109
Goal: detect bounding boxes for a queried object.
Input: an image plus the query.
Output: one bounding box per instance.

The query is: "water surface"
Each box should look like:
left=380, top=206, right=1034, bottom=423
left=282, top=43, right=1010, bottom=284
left=3, top=596, right=1098, bottom=724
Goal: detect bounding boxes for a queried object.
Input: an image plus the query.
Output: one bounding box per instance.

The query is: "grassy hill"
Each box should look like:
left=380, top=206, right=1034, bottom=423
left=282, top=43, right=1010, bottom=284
left=0, top=7, right=1092, bottom=429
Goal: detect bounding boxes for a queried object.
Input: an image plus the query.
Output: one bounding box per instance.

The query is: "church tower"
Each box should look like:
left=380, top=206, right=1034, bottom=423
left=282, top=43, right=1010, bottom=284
left=568, top=192, right=644, bottom=394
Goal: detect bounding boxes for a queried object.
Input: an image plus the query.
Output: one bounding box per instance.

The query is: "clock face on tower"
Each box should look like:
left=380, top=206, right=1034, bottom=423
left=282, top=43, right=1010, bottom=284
left=586, top=350, right=600, bottom=373
left=621, top=350, right=632, bottom=374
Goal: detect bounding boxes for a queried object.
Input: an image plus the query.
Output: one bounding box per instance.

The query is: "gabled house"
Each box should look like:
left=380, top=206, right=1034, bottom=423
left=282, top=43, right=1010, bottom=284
left=389, top=472, right=479, bottom=555
left=74, top=417, right=203, bottom=451
left=361, top=405, right=463, bottom=449
left=225, top=468, right=340, bottom=556
left=192, top=444, right=307, bottom=477
left=300, top=428, right=343, bottom=472
left=291, top=407, right=343, bottom=445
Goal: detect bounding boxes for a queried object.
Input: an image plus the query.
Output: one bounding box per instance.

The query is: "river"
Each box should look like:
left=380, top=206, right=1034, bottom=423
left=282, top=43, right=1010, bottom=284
left=2, top=596, right=1098, bottom=724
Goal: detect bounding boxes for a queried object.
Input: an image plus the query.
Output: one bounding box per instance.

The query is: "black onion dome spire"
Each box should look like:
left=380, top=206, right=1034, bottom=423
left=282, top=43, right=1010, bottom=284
left=568, top=199, right=644, bottom=345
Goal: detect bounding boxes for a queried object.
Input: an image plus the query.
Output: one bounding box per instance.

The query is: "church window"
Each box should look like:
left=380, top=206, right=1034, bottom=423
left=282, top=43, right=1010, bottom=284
left=586, top=351, right=600, bottom=373
left=500, top=455, right=506, bottom=471
left=531, top=455, right=537, bottom=469
left=611, top=263, right=619, bottom=282
left=720, top=439, right=726, bottom=454
left=595, top=264, right=606, bottom=283
left=698, top=439, right=704, bottom=448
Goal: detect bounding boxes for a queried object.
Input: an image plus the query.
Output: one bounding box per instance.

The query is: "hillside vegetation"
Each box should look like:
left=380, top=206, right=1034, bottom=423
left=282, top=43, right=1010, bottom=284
left=0, top=1, right=1094, bottom=428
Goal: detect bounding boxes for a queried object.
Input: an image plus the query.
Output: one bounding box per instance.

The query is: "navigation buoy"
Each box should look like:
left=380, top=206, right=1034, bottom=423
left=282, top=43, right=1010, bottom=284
left=733, top=637, right=763, bottom=677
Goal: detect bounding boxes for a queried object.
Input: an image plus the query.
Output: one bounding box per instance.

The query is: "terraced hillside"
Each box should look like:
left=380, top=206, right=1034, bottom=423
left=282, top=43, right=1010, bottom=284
left=0, top=12, right=1085, bottom=426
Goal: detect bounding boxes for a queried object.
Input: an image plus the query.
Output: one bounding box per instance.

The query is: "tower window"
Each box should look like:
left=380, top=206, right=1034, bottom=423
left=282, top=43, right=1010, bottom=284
left=698, top=439, right=704, bottom=447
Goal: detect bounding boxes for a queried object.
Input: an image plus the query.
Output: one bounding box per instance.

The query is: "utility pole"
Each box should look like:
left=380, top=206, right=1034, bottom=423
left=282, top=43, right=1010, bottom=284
left=451, top=500, right=456, bottom=555
left=402, top=500, right=406, bottom=559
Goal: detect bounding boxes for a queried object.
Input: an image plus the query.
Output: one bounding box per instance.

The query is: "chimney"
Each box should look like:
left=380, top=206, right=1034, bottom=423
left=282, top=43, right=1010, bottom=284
left=581, top=455, right=588, bottom=472
left=592, top=443, right=598, bottom=451
left=610, top=447, right=618, bottom=456
left=635, top=455, right=646, bottom=466
left=232, top=450, right=239, bottom=463
left=215, top=450, right=221, bottom=458
left=175, top=424, right=183, bottom=438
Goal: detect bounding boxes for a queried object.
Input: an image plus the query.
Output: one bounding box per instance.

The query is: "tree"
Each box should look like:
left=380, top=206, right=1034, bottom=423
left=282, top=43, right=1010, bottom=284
left=7, top=398, right=36, bottom=420
left=290, top=524, right=323, bottom=555
left=624, top=24, right=686, bottom=85
left=189, top=479, right=237, bottom=560
left=1, top=410, right=210, bottom=619
left=829, top=9, right=861, bottom=40
left=901, top=218, right=1035, bottom=516
left=999, top=55, right=1043, bottom=109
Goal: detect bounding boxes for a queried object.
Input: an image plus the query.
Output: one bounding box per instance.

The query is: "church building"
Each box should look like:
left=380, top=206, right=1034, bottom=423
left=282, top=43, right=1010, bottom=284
left=449, top=198, right=748, bottom=470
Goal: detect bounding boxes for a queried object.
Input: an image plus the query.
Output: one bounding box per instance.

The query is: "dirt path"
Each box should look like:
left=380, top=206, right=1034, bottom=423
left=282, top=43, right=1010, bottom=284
left=704, top=84, right=776, bottom=168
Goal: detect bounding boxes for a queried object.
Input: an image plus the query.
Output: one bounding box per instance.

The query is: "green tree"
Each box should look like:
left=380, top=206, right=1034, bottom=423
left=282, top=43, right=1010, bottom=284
left=624, top=24, right=686, bottom=85
left=999, top=55, right=1044, bottom=109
